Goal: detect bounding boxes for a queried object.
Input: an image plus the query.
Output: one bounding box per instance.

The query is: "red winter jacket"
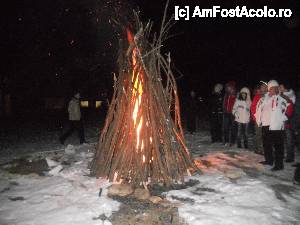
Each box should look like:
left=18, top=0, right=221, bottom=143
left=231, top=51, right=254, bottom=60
left=250, top=93, right=262, bottom=121
left=285, top=99, right=294, bottom=129
left=223, top=94, right=236, bottom=114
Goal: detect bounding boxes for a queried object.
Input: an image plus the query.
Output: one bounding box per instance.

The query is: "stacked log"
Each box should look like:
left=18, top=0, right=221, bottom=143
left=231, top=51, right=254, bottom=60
left=91, top=4, right=198, bottom=186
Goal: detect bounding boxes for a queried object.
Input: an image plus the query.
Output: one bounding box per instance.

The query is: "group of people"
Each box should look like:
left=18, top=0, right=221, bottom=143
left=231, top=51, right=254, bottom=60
left=60, top=83, right=299, bottom=172
left=209, top=80, right=300, bottom=171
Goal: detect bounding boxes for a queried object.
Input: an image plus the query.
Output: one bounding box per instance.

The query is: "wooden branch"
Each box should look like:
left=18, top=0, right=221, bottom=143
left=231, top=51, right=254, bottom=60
left=90, top=3, right=199, bottom=187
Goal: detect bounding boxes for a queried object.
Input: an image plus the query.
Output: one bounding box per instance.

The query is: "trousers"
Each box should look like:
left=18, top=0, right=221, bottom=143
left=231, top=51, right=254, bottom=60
left=210, top=112, right=223, bottom=142
left=262, top=126, right=284, bottom=168
left=223, top=113, right=236, bottom=144
left=237, top=122, right=249, bottom=148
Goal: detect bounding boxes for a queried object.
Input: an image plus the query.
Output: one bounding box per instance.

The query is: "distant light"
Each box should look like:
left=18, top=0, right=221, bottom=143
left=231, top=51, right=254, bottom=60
left=18, top=17, right=22, bottom=21
left=70, top=40, right=75, bottom=45
left=80, top=101, right=89, bottom=108
left=48, top=52, right=51, bottom=56
left=95, top=101, right=102, bottom=108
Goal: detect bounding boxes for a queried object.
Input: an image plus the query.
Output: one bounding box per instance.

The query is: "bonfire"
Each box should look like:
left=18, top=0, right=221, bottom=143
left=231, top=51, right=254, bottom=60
left=90, top=5, right=198, bottom=187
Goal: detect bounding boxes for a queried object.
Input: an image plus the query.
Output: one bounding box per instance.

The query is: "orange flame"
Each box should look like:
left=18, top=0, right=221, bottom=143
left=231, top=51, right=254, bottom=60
left=127, top=29, right=144, bottom=159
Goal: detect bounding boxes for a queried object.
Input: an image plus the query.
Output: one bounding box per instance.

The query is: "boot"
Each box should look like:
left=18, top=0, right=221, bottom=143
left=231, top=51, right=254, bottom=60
left=271, top=165, right=284, bottom=171
left=237, top=140, right=242, bottom=148
left=260, top=161, right=273, bottom=166
left=59, top=137, right=65, bottom=145
left=285, top=158, right=294, bottom=163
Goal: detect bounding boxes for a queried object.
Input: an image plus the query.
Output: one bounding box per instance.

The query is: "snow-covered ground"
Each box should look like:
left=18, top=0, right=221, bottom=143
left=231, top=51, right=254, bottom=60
left=166, top=132, right=300, bottom=225
left=167, top=171, right=300, bottom=225
left=0, top=144, right=120, bottom=225
left=0, top=125, right=300, bottom=225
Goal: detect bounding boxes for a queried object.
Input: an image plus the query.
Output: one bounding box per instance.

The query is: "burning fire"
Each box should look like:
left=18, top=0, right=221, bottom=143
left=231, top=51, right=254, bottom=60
left=127, top=29, right=145, bottom=160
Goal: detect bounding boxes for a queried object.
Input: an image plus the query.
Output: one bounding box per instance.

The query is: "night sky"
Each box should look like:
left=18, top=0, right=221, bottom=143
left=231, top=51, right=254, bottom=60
left=2, top=0, right=300, bottom=112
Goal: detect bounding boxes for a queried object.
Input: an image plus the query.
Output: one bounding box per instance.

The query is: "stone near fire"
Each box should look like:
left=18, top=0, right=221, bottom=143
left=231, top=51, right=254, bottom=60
left=48, top=165, right=63, bottom=176
left=224, top=168, right=245, bottom=179
left=107, top=184, right=134, bottom=197
left=133, top=188, right=151, bottom=200
left=65, top=144, right=76, bottom=155
left=149, top=196, right=162, bottom=204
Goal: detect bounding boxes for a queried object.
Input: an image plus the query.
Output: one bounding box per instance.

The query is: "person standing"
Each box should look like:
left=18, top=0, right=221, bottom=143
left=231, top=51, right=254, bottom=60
left=279, top=82, right=296, bottom=162
left=250, top=81, right=268, bottom=154
left=255, top=80, right=293, bottom=171
left=185, top=90, right=199, bottom=134
left=294, top=89, right=300, bottom=153
left=223, top=81, right=236, bottom=146
left=232, top=87, right=252, bottom=148
left=59, top=92, right=86, bottom=144
left=209, top=83, right=223, bottom=143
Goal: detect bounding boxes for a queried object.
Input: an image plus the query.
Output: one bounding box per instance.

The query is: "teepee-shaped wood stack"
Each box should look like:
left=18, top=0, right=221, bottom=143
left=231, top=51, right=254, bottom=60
left=90, top=9, right=197, bottom=186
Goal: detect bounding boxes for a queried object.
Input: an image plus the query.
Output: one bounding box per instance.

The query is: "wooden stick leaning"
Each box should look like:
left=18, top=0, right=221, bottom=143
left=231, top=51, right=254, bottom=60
left=90, top=4, right=199, bottom=187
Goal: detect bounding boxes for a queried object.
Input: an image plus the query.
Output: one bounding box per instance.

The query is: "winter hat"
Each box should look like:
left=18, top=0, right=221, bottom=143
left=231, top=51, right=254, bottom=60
left=240, top=87, right=250, bottom=95
left=259, top=81, right=268, bottom=86
left=226, top=81, right=236, bottom=88
left=214, top=83, right=223, bottom=93
left=267, top=80, right=279, bottom=90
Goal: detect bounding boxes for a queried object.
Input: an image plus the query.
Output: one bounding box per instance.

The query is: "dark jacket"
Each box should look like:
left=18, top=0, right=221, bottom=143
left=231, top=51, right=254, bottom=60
left=185, top=96, right=199, bottom=116
left=209, top=92, right=223, bottom=114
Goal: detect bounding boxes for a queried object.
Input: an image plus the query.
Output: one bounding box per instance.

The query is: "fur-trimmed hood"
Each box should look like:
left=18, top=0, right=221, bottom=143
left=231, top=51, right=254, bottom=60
left=239, top=87, right=252, bottom=103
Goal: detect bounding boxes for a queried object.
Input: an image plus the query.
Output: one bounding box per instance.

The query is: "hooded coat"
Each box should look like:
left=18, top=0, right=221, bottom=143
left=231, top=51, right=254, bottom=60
left=232, top=87, right=252, bottom=124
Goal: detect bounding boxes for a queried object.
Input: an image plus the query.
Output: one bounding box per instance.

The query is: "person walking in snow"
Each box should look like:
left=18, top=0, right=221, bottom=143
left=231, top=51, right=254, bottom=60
left=59, top=92, right=86, bottom=144
left=232, top=87, right=252, bottom=148
left=255, top=80, right=293, bottom=171
left=250, top=81, right=268, bottom=154
left=279, top=82, right=296, bottom=163
left=223, top=81, right=237, bottom=146
left=209, top=83, right=224, bottom=143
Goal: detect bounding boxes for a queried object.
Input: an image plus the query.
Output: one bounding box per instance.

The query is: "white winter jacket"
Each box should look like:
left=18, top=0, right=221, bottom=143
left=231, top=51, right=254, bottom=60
left=68, top=97, right=81, bottom=121
left=232, top=99, right=251, bottom=124
left=255, top=94, right=289, bottom=130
